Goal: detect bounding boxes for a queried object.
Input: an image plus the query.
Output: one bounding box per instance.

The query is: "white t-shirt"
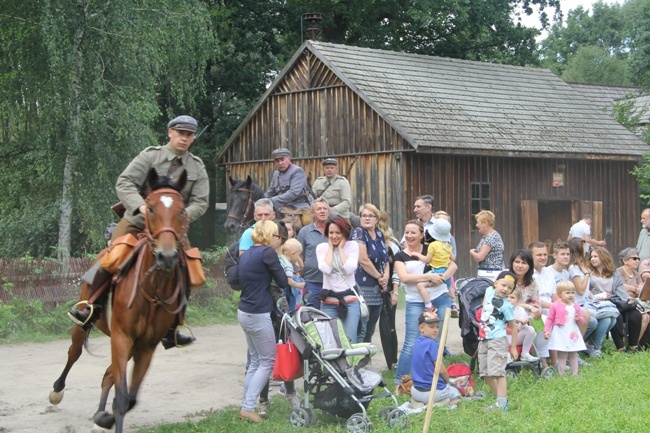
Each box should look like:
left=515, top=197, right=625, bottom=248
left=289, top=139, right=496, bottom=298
left=569, top=220, right=592, bottom=251
left=534, top=267, right=556, bottom=312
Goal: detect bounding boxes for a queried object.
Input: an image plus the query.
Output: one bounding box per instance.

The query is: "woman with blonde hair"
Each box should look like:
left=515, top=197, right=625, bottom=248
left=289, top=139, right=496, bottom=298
left=237, top=220, right=288, bottom=423
left=470, top=210, right=504, bottom=280
left=352, top=203, right=390, bottom=343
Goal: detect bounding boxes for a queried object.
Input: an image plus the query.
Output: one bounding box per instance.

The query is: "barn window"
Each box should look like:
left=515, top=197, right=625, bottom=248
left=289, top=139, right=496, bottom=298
left=471, top=182, right=491, bottom=216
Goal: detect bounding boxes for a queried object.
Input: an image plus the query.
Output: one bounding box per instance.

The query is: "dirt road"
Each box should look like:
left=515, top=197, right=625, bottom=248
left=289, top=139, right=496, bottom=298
left=0, top=312, right=463, bottom=433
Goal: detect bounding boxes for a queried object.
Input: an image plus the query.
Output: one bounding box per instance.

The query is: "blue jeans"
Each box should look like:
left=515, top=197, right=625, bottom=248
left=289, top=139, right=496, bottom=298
left=321, top=301, right=361, bottom=344
left=238, top=310, right=276, bottom=411
left=590, top=316, right=617, bottom=350
left=305, top=281, right=323, bottom=310
left=582, top=316, right=598, bottom=342
left=394, top=294, right=452, bottom=384
left=357, top=303, right=382, bottom=343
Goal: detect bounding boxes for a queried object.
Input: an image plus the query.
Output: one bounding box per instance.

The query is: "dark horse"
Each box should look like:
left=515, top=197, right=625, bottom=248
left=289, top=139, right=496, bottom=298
left=49, top=168, right=190, bottom=433
left=224, top=175, right=265, bottom=237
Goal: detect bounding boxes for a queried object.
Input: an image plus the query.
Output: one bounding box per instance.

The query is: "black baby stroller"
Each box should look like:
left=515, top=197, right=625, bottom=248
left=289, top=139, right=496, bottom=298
left=283, top=306, right=407, bottom=433
left=457, top=277, right=556, bottom=379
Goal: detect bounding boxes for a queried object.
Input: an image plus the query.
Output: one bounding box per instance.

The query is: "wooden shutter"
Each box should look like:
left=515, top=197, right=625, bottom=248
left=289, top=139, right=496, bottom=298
left=521, top=200, right=539, bottom=249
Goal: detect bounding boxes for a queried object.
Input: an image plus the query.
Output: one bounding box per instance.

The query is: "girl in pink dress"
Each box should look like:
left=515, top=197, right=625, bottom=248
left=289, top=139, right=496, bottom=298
left=544, top=281, right=586, bottom=377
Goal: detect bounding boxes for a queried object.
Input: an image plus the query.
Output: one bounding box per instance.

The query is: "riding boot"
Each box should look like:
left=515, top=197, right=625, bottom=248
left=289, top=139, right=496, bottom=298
left=67, top=268, right=111, bottom=329
left=161, top=325, right=196, bottom=349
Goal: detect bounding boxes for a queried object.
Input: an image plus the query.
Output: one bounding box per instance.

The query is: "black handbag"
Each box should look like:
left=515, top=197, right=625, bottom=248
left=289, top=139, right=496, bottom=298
left=610, top=293, right=635, bottom=312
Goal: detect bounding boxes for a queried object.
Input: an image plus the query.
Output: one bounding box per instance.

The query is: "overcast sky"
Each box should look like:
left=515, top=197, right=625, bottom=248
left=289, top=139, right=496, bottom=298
left=517, top=0, right=622, bottom=38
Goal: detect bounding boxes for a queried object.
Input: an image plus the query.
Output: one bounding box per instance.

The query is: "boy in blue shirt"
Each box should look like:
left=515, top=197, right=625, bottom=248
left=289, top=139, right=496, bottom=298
left=478, top=270, right=519, bottom=411
left=411, top=311, right=461, bottom=409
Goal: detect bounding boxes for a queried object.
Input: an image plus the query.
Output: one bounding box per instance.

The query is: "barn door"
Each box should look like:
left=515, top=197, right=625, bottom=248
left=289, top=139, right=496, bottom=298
left=521, top=200, right=539, bottom=249
left=580, top=200, right=603, bottom=242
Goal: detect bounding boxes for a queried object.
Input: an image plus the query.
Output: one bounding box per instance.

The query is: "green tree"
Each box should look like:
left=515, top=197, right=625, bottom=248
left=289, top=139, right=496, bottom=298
left=0, top=0, right=214, bottom=258
left=281, top=0, right=561, bottom=66
left=562, top=45, right=632, bottom=85
left=539, top=1, right=629, bottom=83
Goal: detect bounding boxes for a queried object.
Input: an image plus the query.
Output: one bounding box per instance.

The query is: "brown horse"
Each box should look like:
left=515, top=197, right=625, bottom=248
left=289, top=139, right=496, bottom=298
left=49, top=168, right=190, bottom=433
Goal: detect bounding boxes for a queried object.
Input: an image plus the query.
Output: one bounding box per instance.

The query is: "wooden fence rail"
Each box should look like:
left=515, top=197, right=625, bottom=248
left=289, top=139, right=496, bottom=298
left=0, top=257, right=229, bottom=306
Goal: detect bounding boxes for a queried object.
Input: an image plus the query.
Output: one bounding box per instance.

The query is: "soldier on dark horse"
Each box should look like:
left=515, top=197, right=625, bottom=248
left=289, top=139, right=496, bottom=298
left=264, top=148, right=314, bottom=230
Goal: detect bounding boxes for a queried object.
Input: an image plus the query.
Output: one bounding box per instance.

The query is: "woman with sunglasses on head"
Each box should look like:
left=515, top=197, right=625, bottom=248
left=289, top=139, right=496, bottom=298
left=352, top=203, right=390, bottom=344
left=614, top=248, right=650, bottom=351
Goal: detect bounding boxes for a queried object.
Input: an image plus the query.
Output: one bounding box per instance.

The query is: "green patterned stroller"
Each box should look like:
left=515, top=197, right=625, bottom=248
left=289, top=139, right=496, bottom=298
left=284, top=306, right=406, bottom=432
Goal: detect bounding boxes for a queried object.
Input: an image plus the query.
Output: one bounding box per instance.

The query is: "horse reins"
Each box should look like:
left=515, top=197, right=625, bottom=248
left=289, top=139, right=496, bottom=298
left=126, top=187, right=188, bottom=314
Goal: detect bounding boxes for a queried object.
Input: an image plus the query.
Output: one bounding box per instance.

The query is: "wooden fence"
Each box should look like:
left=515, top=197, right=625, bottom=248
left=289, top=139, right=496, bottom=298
left=0, top=257, right=230, bottom=306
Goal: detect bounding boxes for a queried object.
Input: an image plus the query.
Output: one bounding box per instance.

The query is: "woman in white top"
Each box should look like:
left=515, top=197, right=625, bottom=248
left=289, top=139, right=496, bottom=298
left=316, top=217, right=360, bottom=343
left=392, top=220, right=457, bottom=388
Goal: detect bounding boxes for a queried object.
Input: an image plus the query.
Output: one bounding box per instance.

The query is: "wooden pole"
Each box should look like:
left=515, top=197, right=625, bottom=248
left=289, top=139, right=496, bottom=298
left=422, top=308, right=451, bottom=433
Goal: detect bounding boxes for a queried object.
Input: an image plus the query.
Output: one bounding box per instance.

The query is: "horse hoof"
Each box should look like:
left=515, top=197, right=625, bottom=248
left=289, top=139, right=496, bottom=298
left=91, top=424, right=108, bottom=433
left=48, top=389, right=64, bottom=405
left=93, top=411, right=115, bottom=429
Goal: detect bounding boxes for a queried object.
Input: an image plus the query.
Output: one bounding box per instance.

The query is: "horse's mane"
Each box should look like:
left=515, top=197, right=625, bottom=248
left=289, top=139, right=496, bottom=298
left=231, top=177, right=265, bottom=200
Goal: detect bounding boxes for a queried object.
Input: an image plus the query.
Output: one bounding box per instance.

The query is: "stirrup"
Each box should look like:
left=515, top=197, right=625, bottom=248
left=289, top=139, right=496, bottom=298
left=67, top=300, right=95, bottom=327
left=162, top=324, right=195, bottom=349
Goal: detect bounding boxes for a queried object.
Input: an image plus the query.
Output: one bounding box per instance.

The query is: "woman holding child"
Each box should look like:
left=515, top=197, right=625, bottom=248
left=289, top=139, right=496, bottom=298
left=317, top=217, right=360, bottom=342
left=393, top=220, right=457, bottom=389
left=237, top=221, right=288, bottom=423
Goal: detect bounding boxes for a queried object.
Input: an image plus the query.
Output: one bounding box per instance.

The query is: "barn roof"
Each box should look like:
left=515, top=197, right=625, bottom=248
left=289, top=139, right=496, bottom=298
left=568, top=83, right=640, bottom=112
left=218, top=41, right=649, bottom=161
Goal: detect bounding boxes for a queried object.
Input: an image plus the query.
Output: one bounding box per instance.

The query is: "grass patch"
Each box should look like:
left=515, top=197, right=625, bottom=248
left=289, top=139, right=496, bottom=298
left=138, top=349, right=650, bottom=433
left=0, top=247, right=238, bottom=344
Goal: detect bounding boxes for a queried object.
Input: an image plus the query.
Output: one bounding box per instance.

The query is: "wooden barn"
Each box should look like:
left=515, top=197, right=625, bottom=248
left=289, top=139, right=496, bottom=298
left=216, top=41, right=649, bottom=277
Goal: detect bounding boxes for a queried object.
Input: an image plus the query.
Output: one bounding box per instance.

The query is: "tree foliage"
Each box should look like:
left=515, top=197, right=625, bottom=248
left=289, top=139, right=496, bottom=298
left=282, top=0, right=560, bottom=65
left=0, top=0, right=214, bottom=257
left=0, top=0, right=572, bottom=258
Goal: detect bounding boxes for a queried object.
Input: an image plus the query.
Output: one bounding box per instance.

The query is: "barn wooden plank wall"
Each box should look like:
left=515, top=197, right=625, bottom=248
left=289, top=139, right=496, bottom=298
left=222, top=51, right=412, bottom=233
left=405, top=153, right=640, bottom=276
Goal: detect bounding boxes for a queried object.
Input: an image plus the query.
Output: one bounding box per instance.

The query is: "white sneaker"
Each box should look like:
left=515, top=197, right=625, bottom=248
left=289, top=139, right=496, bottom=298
left=520, top=353, right=539, bottom=362
left=286, top=393, right=301, bottom=409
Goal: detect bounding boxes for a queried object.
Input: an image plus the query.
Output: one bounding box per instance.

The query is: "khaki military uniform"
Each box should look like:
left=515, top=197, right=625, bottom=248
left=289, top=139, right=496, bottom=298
left=312, top=174, right=352, bottom=218
left=112, top=143, right=209, bottom=240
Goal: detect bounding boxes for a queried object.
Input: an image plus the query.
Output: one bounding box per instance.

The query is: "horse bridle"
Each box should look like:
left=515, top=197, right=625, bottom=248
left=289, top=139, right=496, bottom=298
left=128, top=187, right=187, bottom=314
left=227, top=186, right=256, bottom=230
left=143, top=188, right=189, bottom=242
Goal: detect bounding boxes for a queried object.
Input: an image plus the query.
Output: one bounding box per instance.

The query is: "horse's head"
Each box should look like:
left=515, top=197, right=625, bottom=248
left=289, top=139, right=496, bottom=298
left=143, top=168, right=188, bottom=271
left=224, top=175, right=264, bottom=237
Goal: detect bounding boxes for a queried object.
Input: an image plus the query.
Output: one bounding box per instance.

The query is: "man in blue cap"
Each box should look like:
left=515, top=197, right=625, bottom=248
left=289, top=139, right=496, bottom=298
left=68, top=115, right=209, bottom=349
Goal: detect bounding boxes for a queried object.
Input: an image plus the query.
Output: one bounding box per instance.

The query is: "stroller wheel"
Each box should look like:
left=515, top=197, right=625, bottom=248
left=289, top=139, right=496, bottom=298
left=540, top=366, right=557, bottom=380
left=378, top=406, right=395, bottom=422
left=505, top=369, right=518, bottom=379
left=290, top=408, right=312, bottom=428
left=305, top=408, right=317, bottom=425
left=387, top=409, right=407, bottom=429
left=346, top=414, right=372, bottom=433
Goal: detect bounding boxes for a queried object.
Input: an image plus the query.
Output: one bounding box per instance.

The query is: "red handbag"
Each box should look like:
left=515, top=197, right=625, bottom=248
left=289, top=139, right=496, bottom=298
left=272, top=338, right=303, bottom=381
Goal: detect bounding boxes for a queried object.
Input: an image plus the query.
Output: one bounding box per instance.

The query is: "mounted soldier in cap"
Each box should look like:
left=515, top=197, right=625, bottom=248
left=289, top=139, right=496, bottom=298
left=68, top=115, right=210, bottom=349
left=265, top=148, right=313, bottom=230
left=312, top=157, right=352, bottom=219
